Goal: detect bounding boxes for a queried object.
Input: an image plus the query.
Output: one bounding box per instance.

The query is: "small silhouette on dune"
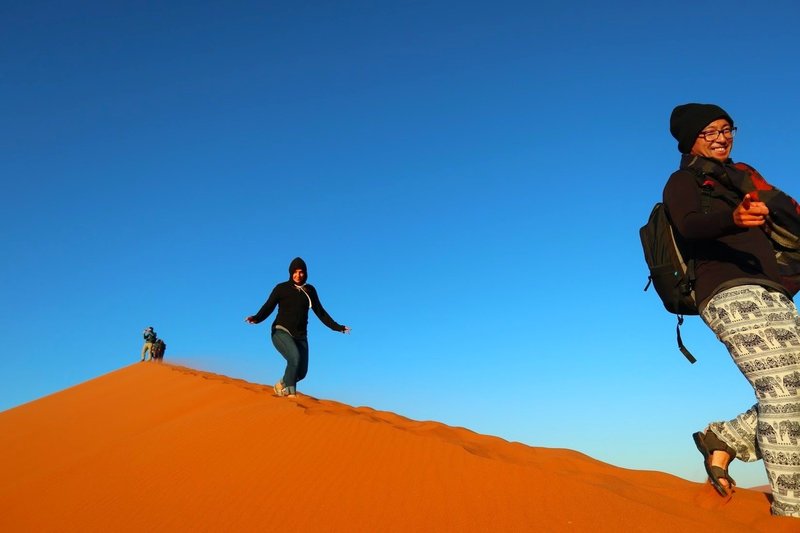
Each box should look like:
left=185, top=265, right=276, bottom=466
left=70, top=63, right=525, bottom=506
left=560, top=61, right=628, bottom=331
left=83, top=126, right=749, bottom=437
left=0, top=363, right=794, bottom=532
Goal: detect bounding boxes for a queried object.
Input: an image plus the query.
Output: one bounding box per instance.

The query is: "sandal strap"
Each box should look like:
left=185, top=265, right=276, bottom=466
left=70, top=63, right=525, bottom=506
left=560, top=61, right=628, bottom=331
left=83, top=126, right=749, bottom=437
left=703, top=430, right=737, bottom=460
left=708, top=465, right=737, bottom=487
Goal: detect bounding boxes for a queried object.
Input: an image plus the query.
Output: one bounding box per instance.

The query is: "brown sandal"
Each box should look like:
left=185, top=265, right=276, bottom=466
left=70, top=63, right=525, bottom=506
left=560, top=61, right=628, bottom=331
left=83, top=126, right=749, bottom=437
left=692, top=431, right=737, bottom=496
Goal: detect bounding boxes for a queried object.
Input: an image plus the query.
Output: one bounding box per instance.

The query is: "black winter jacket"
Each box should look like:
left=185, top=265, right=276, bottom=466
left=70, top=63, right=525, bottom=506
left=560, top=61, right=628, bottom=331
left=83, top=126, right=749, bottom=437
left=663, top=155, right=786, bottom=310
left=250, top=281, right=345, bottom=339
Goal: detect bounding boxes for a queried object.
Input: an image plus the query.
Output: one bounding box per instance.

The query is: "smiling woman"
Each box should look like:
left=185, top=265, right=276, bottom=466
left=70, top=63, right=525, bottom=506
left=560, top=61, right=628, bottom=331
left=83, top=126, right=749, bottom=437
left=691, top=119, right=736, bottom=161
left=663, top=102, right=800, bottom=518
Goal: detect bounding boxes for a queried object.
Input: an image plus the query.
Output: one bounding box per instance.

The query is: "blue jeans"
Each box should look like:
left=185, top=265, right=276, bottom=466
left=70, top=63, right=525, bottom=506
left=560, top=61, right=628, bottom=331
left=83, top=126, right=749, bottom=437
left=271, top=330, right=309, bottom=394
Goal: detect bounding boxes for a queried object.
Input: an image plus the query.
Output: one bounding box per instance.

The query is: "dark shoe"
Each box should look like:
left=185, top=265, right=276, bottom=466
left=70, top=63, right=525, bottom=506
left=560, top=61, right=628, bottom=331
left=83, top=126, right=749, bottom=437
left=693, top=431, right=737, bottom=497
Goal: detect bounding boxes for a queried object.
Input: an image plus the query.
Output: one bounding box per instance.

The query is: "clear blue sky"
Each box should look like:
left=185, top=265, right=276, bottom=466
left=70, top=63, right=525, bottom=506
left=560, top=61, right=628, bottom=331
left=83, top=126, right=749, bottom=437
left=3, top=0, right=799, bottom=488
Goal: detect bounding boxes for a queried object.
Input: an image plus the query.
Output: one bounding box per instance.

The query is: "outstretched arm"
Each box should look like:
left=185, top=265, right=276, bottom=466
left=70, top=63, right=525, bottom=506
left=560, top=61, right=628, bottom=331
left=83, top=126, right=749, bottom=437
left=307, top=285, right=350, bottom=333
left=245, top=286, right=280, bottom=325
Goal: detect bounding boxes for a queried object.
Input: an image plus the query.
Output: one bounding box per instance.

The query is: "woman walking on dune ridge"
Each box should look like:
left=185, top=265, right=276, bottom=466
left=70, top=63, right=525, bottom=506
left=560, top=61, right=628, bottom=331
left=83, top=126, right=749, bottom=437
left=246, top=257, right=350, bottom=398
left=663, top=103, right=800, bottom=516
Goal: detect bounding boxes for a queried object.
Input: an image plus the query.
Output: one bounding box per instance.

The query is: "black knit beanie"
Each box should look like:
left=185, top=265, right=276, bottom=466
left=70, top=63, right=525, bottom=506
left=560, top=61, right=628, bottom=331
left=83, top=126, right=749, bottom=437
left=670, top=103, right=734, bottom=154
left=288, top=257, right=307, bottom=283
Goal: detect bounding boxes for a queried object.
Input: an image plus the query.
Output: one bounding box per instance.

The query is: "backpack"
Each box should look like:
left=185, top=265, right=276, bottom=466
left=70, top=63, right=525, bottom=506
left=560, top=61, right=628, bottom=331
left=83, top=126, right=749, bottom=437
left=640, top=195, right=709, bottom=364
left=152, top=339, right=166, bottom=360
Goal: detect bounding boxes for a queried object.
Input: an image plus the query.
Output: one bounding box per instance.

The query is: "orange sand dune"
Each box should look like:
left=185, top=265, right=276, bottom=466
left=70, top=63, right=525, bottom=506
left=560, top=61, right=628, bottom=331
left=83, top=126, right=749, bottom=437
left=0, top=363, right=796, bottom=532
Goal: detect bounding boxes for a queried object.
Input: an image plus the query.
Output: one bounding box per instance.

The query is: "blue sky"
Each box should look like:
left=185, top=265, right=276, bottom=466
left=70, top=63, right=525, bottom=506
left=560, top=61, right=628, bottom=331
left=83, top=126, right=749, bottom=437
left=3, top=0, right=799, bottom=488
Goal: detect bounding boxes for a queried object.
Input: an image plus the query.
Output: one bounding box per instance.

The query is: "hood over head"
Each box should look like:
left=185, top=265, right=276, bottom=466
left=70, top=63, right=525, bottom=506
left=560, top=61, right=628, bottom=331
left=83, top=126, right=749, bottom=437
left=670, top=103, right=734, bottom=154
left=288, top=257, right=307, bottom=284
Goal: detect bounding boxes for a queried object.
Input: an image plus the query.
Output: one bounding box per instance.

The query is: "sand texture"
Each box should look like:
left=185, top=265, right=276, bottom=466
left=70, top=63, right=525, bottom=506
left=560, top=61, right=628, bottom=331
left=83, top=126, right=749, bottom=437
left=1, top=363, right=796, bottom=532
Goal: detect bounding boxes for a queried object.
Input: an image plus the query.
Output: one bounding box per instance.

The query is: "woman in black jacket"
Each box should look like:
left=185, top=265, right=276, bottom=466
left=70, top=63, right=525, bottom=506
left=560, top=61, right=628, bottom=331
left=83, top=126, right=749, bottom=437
left=246, top=257, right=350, bottom=398
left=665, top=103, right=800, bottom=517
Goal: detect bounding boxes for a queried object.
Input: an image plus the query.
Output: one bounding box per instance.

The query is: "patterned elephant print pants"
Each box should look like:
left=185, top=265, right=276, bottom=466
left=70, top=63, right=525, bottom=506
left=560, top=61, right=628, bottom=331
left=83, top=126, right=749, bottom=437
left=701, top=285, right=800, bottom=517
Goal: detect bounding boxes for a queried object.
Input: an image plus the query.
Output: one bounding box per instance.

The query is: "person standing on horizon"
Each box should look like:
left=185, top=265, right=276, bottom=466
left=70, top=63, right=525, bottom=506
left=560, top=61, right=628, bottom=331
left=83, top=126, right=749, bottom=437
left=245, top=257, right=350, bottom=398
left=663, top=103, right=800, bottom=517
left=141, top=326, right=157, bottom=362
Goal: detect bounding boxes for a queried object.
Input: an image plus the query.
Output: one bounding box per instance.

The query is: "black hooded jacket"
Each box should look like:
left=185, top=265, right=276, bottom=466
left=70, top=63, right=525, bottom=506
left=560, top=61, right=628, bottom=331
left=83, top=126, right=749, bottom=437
left=249, top=258, right=345, bottom=339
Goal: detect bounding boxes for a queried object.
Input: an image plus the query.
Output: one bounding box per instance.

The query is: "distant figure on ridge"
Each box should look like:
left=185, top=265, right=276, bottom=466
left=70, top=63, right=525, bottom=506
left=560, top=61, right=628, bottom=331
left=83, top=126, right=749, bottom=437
left=151, top=338, right=166, bottom=363
left=245, top=257, right=350, bottom=398
left=663, top=103, right=800, bottom=517
left=141, top=326, right=157, bottom=362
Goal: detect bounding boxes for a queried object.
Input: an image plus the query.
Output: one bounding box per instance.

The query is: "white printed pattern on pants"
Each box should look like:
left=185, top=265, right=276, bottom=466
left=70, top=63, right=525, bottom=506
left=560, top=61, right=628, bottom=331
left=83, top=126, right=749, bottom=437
left=701, top=285, right=800, bottom=517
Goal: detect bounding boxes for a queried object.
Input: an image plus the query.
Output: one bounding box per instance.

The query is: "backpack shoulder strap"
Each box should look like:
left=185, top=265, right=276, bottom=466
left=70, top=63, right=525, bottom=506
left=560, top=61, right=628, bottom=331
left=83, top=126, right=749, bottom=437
left=663, top=174, right=703, bottom=364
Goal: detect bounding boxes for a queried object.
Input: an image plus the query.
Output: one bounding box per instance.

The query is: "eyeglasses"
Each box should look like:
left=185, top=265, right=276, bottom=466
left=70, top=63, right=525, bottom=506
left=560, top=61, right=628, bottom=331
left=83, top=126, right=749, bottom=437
left=698, top=127, right=737, bottom=142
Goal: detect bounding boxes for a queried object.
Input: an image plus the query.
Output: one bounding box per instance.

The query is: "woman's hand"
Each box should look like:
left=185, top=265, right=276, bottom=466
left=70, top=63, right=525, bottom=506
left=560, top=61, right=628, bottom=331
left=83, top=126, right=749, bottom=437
left=733, top=194, right=769, bottom=227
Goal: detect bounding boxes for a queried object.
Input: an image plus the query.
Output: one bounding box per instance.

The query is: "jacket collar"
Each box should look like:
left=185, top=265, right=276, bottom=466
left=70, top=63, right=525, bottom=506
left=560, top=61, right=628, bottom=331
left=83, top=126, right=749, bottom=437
left=679, top=154, right=749, bottom=192
left=679, top=154, right=730, bottom=177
